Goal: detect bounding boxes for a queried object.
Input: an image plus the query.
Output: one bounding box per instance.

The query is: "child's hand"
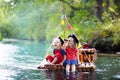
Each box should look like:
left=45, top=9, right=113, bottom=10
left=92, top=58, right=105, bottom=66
left=59, top=62, right=63, bottom=65
left=64, top=39, right=68, bottom=41
left=64, top=39, right=68, bottom=43
left=48, top=62, right=53, bottom=65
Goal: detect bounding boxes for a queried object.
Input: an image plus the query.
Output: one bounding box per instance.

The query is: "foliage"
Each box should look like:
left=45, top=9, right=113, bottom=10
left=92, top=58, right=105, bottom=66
left=90, top=19, right=120, bottom=52
left=0, top=0, right=120, bottom=52
left=0, top=33, right=3, bottom=41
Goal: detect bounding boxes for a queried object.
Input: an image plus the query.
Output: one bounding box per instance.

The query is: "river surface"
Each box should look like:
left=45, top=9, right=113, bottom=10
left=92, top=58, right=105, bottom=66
left=0, top=39, right=120, bottom=80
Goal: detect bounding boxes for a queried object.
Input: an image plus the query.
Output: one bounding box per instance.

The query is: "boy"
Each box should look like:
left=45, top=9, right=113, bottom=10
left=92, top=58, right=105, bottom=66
left=46, top=37, right=66, bottom=65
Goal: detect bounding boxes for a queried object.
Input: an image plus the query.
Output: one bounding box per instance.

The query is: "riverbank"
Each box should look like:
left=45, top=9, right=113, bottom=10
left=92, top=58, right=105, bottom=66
left=98, top=53, right=120, bottom=57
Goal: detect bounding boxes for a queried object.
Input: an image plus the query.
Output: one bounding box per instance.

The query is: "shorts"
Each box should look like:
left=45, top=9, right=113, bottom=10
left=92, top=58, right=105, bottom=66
left=63, top=60, right=78, bottom=66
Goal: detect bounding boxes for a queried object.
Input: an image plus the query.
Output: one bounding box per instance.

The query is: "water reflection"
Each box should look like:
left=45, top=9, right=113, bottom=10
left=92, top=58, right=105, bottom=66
left=43, top=70, right=95, bottom=80
left=0, top=40, right=120, bottom=80
left=0, top=43, right=19, bottom=80
left=0, top=41, right=46, bottom=80
left=78, top=72, right=95, bottom=80
left=112, top=74, right=120, bottom=80
left=44, top=70, right=64, bottom=80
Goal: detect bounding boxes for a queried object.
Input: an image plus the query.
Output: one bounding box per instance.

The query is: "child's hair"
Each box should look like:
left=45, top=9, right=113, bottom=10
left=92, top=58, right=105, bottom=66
left=70, top=38, right=77, bottom=48
left=52, top=37, right=64, bottom=46
left=73, top=39, right=78, bottom=47
left=68, top=33, right=79, bottom=48
left=52, top=38, right=60, bottom=46
left=68, top=33, right=79, bottom=44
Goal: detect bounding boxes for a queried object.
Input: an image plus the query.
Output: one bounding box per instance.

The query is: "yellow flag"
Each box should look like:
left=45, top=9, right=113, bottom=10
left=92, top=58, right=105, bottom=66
left=78, top=42, right=82, bottom=48
left=61, top=19, right=65, bottom=25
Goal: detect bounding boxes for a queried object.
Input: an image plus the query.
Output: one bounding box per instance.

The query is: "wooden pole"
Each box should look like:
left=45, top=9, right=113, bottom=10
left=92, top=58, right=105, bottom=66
left=62, top=6, right=66, bottom=39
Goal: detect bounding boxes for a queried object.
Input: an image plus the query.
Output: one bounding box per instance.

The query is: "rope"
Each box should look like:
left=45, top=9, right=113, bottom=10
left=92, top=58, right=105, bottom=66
left=62, top=6, right=66, bottom=39
left=65, top=17, right=74, bottom=33
left=44, top=23, right=62, bottom=58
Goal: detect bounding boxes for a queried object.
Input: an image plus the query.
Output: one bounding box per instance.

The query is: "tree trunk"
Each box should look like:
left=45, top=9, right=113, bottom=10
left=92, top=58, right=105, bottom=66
left=114, top=0, right=120, bottom=15
left=105, top=0, right=109, bottom=12
left=94, top=0, right=103, bottom=22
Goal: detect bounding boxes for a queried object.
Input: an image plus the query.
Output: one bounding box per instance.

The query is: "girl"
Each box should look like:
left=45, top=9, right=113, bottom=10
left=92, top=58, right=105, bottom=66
left=63, top=33, right=80, bottom=73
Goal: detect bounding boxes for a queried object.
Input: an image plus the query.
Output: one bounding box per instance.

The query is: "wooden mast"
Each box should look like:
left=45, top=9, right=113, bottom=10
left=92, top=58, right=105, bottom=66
left=62, top=6, right=66, bottom=39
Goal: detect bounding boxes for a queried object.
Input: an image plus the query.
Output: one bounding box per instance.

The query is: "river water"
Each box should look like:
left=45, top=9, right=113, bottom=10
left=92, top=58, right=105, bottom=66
left=0, top=39, right=120, bottom=80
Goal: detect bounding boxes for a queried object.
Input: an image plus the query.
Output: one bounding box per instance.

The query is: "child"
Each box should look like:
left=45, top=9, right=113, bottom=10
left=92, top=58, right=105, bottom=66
left=63, top=33, right=80, bottom=73
left=46, top=37, right=66, bottom=65
left=83, top=42, right=89, bottom=49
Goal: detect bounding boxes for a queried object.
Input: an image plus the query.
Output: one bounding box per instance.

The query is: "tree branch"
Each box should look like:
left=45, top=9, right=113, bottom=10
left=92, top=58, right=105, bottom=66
left=59, top=0, right=80, bottom=10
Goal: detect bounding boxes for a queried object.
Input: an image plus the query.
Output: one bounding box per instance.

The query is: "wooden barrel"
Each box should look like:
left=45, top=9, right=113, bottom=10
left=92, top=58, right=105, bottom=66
left=79, top=48, right=96, bottom=63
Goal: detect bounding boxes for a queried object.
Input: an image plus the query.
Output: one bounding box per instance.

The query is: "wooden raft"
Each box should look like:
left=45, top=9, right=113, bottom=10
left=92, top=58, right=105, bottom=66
left=37, top=64, right=95, bottom=72
left=37, top=48, right=96, bottom=72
